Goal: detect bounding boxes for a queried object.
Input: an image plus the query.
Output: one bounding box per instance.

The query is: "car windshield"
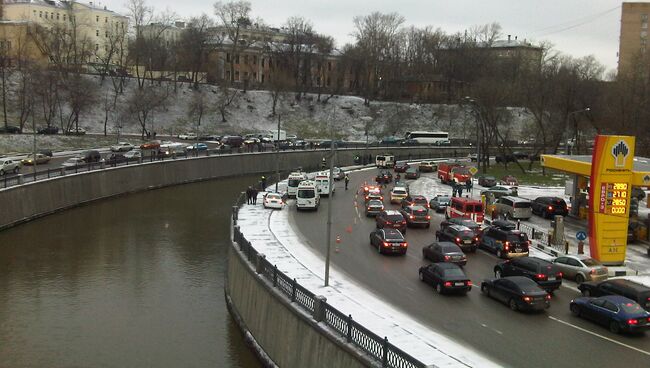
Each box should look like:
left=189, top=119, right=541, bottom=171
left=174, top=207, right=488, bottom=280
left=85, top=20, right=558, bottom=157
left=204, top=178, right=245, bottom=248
left=443, top=268, right=465, bottom=277
left=267, top=194, right=281, bottom=200
left=438, top=197, right=450, bottom=204
left=384, top=231, right=403, bottom=240
left=581, top=258, right=601, bottom=267
left=514, top=202, right=531, bottom=208
left=393, top=189, right=407, bottom=195
left=442, top=245, right=460, bottom=253
left=468, top=204, right=483, bottom=212
left=460, top=230, right=474, bottom=237
left=620, top=302, right=645, bottom=313
left=288, top=179, right=302, bottom=186
left=297, top=190, right=315, bottom=198
left=454, top=167, right=470, bottom=175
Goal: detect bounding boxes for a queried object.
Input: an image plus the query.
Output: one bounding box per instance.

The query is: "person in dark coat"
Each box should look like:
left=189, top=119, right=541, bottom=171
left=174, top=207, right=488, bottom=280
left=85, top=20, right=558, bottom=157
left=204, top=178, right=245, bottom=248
left=246, top=186, right=253, bottom=204
left=261, top=176, right=267, bottom=190
left=252, top=187, right=258, bottom=205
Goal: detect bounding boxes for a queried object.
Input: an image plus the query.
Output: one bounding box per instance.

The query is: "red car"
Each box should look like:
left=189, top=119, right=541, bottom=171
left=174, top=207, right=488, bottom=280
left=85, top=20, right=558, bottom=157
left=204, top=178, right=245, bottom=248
left=394, top=162, right=410, bottom=173
left=140, top=140, right=161, bottom=150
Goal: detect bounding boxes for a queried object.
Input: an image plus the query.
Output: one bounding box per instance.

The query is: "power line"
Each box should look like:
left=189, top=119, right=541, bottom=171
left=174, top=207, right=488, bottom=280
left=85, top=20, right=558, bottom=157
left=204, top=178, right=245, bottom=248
left=530, top=5, right=620, bottom=37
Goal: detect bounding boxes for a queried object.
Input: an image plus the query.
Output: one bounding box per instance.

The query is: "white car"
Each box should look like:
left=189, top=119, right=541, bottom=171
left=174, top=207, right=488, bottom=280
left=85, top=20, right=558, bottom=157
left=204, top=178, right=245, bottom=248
left=61, top=157, right=85, bottom=168
left=111, top=142, right=134, bottom=152
left=0, top=158, right=21, bottom=175
left=178, top=133, right=197, bottom=140
left=263, top=192, right=284, bottom=209
left=390, top=186, right=409, bottom=204
left=124, top=150, right=142, bottom=159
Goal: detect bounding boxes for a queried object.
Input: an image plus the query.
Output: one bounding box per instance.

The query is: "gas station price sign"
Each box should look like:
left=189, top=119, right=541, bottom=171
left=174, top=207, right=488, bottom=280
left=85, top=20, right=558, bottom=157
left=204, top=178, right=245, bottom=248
left=600, top=182, right=629, bottom=215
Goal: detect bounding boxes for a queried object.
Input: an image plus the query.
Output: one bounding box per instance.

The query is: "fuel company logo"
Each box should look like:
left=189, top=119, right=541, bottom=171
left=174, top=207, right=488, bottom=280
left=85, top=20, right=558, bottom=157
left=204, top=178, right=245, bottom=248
left=611, top=140, right=630, bottom=168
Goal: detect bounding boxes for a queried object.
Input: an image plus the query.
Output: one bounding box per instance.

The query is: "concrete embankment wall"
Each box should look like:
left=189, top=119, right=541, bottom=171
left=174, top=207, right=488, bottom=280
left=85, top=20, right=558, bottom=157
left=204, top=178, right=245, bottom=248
left=0, top=147, right=468, bottom=230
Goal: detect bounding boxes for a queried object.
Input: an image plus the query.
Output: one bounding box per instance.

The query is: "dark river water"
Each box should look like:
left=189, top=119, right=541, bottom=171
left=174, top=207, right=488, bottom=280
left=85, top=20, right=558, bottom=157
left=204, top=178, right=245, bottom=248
left=0, top=176, right=261, bottom=368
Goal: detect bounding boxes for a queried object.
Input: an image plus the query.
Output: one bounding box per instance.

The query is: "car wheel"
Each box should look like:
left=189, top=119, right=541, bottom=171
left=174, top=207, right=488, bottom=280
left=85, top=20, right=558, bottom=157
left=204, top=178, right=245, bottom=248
left=609, top=321, right=621, bottom=334
left=570, top=304, right=581, bottom=317
left=13, top=167, right=18, bottom=173
left=496, top=249, right=503, bottom=258
left=436, top=283, right=443, bottom=294
left=509, top=298, right=519, bottom=311
left=495, top=269, right=502, bottom=278
left=575, top=274, right=585, bottom=284
left=419, top=271, right=424, bottom=281
left=0, top=169, right=4, bottom=176
left=582, top=289, right=591, bottom=297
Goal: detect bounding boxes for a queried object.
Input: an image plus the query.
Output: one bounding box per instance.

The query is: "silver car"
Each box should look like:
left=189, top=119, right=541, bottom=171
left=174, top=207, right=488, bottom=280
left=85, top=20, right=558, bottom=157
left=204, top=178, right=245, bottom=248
left=495, top=196, right=532, bottom=220
left=0, top=158, right=20, bottom=175
left=552, top=254, right=608, bottom=284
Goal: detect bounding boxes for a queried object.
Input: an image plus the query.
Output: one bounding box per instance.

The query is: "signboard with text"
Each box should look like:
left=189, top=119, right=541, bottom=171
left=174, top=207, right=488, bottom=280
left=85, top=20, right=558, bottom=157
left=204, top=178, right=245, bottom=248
left=588, top=135, right=635, bottom=265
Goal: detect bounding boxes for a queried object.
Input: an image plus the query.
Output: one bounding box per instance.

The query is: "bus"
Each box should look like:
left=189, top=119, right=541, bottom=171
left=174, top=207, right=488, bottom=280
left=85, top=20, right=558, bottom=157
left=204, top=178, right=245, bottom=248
left=405, top=131, right=450, bottom=145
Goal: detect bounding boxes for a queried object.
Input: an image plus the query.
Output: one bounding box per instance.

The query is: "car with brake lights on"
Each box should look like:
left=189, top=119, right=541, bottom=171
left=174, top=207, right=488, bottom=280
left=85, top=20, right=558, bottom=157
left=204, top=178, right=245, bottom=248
left=399, top=205, right=430, bottom=228
left=361, top=184, right=380, bottom=196
left=390, top=186, right=409, bottom=204
left=429, top=195, right=450, bottom=213
left=578, top=278, right=650, bottom=311
left=481, top=276, right=551, bottom=312
left=422, top=242, right=467, bottom=266
left=401, top=195, right=429, bottom=209
left=441, top=218, right=482, bottom=237
left=375, top=210, right=407, bottom=234
left=263, top=192, right=284, bottom=209
left=436, top=225, right=478, bottom=252
left=479, top=222, right=530, bottom=258
left=365, top=199, right=385, bottom=217
left=493, top=257, right=563, bottom=293
left=570, top=295, right=650, bottom=334
left=375, top=170, right=393, bottom=184
left=418, top=161, right=437, bottom=172
left=418, top=263, right=472, bottom=295
left=531, top=196, right=569, bottom=218
left=365, top=187, right=383, bottom=202
left=404, top=166, right=420, bottom=179
left=552, top=255, right=608, bottom=284
left=369, top=228, right=408, bottom=255
left=394, top=162, right=410, bottom=173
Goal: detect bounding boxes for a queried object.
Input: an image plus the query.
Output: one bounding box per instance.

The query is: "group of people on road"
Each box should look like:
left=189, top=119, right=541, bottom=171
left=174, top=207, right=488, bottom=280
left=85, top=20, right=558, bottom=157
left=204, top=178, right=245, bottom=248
left=451, top=179, right=473, bottom=197
left=246, top=176, right=267, bottom=205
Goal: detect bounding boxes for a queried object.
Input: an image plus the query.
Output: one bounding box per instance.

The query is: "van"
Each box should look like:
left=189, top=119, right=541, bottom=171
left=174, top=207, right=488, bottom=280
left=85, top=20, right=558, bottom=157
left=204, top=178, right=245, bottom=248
left=296, top=180, right=320, bottom=211
left=446, top=197, right=484, bottom=223
left=221, top=135, right=244, bottom=148
left=375, top=154, right=395, bottom=169
left=314, top=171, right=335, bottom=196
left=495, top=196, right=532, bottom=220
left=287, top=171, right=308, bottom=198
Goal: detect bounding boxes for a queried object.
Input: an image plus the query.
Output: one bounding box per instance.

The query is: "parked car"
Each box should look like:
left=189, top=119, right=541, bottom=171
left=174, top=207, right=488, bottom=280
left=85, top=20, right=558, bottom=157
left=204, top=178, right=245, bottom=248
left=440, top=218, right=482, bottom=237
left=418, top=161, right=437, bottom=172
left=399, top=205, right=430, bottom=228
left=481, top=276, right=551, bottom=312
left=365, top=199, right=385, bottom=217
left=332, top=167, right=345, bottom=181
left=0, top=125, right=21, bottom=134
left=0, top=158, right=20, bottom=175
left=375, top=170, right=393, bottom=184
left=405, top=166, right=420, bottom=179
left=570, top=295, right=650, bottom=334
left=390, top=186, right=409, bottom=204
left=394, top=162, right=410, bottom=173
left=553, top=255, right=608, bottom=284
left=21, top=153, right=50, bottom=165
left=429, top=195, right=451, bottom=213
left=186, top=143, right=208, bottom=151
left=111, top=142, right=135, bottom=152
left=37, top=126, right=59, bottom=135
left=375, top=210, right=407, bottom=234
left=369, top=228, right=408, bottom=255
left=263, top=192, right=284, bottom=209
left=578, top=278, right=650, bottom=311
left=422, top=241, right=467, bottom=266
left=67, top=127, right=86, bottom=135
left=82, top=150, right=102, bottom=163
left=61, top=157, right=85, bottom=168
left=479, top=224, right=530, bottom=258
left=401, top=195, right=429, bottom=209
left=494, top=257, right=563, bottom=292
left=418, top=263, right=472, bottom=295
left=478, top=175, right=497, bottom=187
left=140, top=140, right=161, bottom=150
left=501, top=175, right=519, bottom=186
left=124, top=150, right=142, bottom=160
left=531, top=197, right=568, bottom=218
left=105, top=153, right=127, bottom=165
left=481, top=185, right=518, bottom=199
left=436, top=225, right=479, bottom=252
left=178, top=132, right=198, bottom=140
left=495, top=196, right=532, bottom=220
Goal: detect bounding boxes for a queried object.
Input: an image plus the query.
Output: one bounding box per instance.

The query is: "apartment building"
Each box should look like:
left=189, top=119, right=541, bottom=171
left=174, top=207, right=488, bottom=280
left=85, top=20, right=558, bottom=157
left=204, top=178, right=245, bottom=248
left=141, top=21, right=186, bottom=48
left=619, top=2, right=650, bottom=75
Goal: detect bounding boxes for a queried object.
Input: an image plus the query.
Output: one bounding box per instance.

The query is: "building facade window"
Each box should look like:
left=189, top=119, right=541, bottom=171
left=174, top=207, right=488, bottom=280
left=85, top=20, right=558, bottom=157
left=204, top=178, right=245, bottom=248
left=39, top=11, right=42, bottom=18
left=235, top=54, right=240, bottom=64
left=96, top=30, right=100, bottom=37
left=235, top=71, right=240, bottom=81
left=226, top=70, right=231, bottom=80
left=57, top=13, right=60, bottom=20
left=63, top=14, right=66, bottom=21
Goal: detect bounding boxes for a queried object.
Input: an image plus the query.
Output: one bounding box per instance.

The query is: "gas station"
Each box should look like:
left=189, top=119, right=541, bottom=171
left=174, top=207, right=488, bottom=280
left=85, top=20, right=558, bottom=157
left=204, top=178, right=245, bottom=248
left=541, top=135, right=650, bottom=265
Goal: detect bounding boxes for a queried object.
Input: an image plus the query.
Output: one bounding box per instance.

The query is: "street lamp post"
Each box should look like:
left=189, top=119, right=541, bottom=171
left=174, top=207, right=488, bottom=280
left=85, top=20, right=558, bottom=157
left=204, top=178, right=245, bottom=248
left=568, top=107, right=590, bottom=155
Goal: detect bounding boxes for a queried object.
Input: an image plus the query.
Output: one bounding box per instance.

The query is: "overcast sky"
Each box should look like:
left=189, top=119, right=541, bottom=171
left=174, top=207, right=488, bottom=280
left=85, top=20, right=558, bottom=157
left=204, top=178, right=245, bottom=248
left=101, top=0, right=632, bottom=73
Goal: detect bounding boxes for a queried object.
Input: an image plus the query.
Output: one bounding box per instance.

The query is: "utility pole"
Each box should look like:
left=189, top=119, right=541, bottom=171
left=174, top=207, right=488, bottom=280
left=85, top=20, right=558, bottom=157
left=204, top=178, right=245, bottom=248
left=324, top=113, right=336, bottom=286
left=31, top=94, right=36, bottom=176
left=275, top=114, right=281, bottom=193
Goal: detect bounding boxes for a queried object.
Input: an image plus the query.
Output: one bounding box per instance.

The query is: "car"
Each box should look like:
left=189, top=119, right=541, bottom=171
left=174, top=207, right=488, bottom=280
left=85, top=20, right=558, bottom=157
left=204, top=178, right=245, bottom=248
left=481, top=276, right=551, bottom=312
left=553, top=255, right=608, bottom=284
left=495, top=153, right=516, bottom=163
left=441, top=218, right=482, bottom=237
left=401, top=195, right=428, bottom=209
left=570, top=295, right=650, bottom=334
left=365, top=199, right=385, bottom=217
left=418, top=263, right=472, bottom=295
left=494, top=196, right=532, bottom=220
left=0, top=125, right=21, bottom=134
left=399, top=205, right=430, bottom=228
left=404, top=167, right=420, bottom=179
left=364, top=187, right=383, bottom=202
left=400, top=138, right=419, bottom=146
left=477, top=175, right=497, bottom=187
left=38, top=149, right=53, bottom=157
left=467, top=153, right=478, bottom=162
left=140, top=140, right=161, bottom=150
left=111, top=142, right=135, bottom=152
left=578, top=279, right=650, bottom=311
left=263, top=192, right=284, bottom=209
left=429, top=195, right=451, bottom=213
left=393, top=162, right=410, bottom=173
left=67, top=127, right=86, bottom=135
left=361, top=184, right=380, bottom=196
left=332, top=167, right=345, bottom=181
left=124, top=150, right=142, bottom=160
left=61, top=157, right=85, bottom=168
left=375, top=210, right=407, bottom=234
left=178, top=132, right=198, bottom=140
left=37, top=126, right=59, bottom=134
left=422, top=241, right=467, bottom=266
left=481, top=185, right=518, bottom=199
left=390, top=186, right=409, bottom=204
left=21, top=153, right=51, bottom=165
left=531, top=197, right=568, bottom=218
left=479, top=224, right=530, bottom=258
left=82, top=150, right=102, bottom=163
left=369, top=228, right=408, bottom=255
left=105, top=153, right=127, bottom=165
left=0, top=158, right=20, bottom=175
left=186, top=143, right=208, bottom=151
left=375, top=170, right=393, bottom=184
left=501, top=175, right=519, bottom=186
left=436, top=225, right=479, bottom=252
left=418, top=161, right=437, bottom=172
left=494, top=257, right=563, bottom=292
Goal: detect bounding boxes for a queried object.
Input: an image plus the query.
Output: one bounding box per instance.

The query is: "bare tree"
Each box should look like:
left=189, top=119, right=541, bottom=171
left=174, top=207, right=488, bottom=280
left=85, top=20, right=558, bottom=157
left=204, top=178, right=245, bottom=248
left=215, top=81, right=240, bottom=122
left=125, top=85, right=170, bottom=138
left=177, top=14, right=219, bottom=88
left=213, top=0, right=253, bottom=83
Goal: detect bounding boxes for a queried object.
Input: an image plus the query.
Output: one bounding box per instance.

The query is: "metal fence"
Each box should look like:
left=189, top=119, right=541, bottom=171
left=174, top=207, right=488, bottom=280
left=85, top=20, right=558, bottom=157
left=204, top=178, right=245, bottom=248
left=231, top=209, right=426, bottom=368
left=518, top=221, right=568, bottom=253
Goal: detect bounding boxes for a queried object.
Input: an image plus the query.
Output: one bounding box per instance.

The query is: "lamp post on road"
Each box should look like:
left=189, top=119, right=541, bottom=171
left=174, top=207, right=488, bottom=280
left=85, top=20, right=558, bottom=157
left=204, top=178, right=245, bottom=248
left=567, top=107, right=590, bottom=155
left=463, top=96, right=480, bottom=173
left=324, top=110, right=338, bottom=287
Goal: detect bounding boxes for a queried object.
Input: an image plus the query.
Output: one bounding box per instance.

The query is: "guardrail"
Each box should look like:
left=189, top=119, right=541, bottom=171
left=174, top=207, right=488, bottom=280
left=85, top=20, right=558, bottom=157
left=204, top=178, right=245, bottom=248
left=518, top=222, right=568, bottom=253
left=231, top=193, right=426, bottom=368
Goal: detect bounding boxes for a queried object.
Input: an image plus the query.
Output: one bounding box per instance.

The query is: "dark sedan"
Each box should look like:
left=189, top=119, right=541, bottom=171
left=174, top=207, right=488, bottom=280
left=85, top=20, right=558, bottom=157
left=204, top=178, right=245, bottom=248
left=481, top=276, right=551, bottom=312
left=0, top=125, right=21, bottom=134
left=375, top=170, right=393, bottom=184
left=375, top=210, right=407, bottom=234
left=422, top=241, right=467, bottom=266
left=531, top=196, right=568, bottom=218
left=405, top=167, right=420, bottom=179
left=394, top=162, right=410, bottom=173
left=570, top=295, right=650, bottom=334
left=436, top=225, right=478, bottom=252
left=441, top=218, right=482, bottom=237
left=365, top=199, right=385, bottom=217
left=419, top=263, right=472, bottom=295
left=37, top=126, right=59, bottom=134
left=106, top=153, right=127, bottom=165
left=401, top=195, right=429, bottom=209
left=494, top=257, right=563, bottom=292
left=429, top=195, right=451, bottom=213
left=369, top=228, right=408, bottom=255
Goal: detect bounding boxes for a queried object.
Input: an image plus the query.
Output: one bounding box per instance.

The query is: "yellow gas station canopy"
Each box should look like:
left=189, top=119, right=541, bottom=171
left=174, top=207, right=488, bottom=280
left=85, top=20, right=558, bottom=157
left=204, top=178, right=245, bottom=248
left=541, top=154, right=650, bottom=187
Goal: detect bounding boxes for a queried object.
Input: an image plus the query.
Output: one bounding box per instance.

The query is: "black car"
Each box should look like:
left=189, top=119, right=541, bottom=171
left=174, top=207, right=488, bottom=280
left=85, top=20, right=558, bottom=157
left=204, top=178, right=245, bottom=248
left=369, top=228, right=408, bottom=255
left=479, top=224, right=530, bottom=258
left=82, top=150, right=102, bottom=163
left=418, top=263, right=472, bottom=294
left=401, top=195, right=429, bottom=210
left=494, top=257, right=563, bottom=292
left=375, top=170, right=393, bottom=184
left=106, top=153, right=126, bottom=165
left=429, top=195, right=451, bottom=213
left=578, top=279, right=650, bottom=311
left=399, top=205, right=430, bottom=228
left=481, top=276, right=551, bottom=312
left=37, top=126, right=59, bottom=135
left=394, top=162, right=410, bottom=173
left=441, top=218, right=482, bottom=237
left=0, top=125, right=21, bottom=134
left=375, top=210, right=407, bottom=234
left=38, top=149, right=53, bottom=157
left=436, top=225, right=478, bottom=252
left=531, top=197, right=568, bottom=218
left=422, top=241, right=467, bottom=266
left=478, top=175, right=497, bottom=187
left=405, top=167, right=420, bottom=179
left=495, top=153, right=516, bottom=163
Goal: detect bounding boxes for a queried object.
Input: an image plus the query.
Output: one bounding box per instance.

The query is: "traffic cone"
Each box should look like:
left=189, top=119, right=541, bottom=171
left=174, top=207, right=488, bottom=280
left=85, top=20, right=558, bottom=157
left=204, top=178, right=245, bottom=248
left=335, top=235, right=341, bottom=253
left=346, top=226, right=353, bottom=233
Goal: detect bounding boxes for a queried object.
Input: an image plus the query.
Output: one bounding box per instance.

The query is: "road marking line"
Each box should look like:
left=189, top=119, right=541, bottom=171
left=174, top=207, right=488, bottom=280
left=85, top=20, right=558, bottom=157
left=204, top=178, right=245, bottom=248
left=480, top=323, right=503, bottom=335
left=548, top=316, right=650, bottom=356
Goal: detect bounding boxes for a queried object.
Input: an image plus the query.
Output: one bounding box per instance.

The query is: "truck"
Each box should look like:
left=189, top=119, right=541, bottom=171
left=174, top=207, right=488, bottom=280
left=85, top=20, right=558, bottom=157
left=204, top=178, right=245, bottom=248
left=314, top=171, right=335, bottom=196
left=267, top=129, right=287, bottom=142
left=437, top=162, right=471, bottom=184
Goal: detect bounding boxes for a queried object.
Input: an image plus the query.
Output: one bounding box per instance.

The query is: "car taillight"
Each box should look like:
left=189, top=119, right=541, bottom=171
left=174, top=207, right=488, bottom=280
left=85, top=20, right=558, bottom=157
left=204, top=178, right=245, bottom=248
left=409, top=215, right=415, bottom=219
left=556, top=272, right=563, bottom=279
left=523, top=296, right=532, bottom=303
left=545, top=294, right=552, bottom=300
left=380, top=196, right=384, bottom=200
left=548, top=206, right=553, bottom=211
left=474, top=237, right=479, bottom=242
left=444, top=281, right=452, bottom=287
left=444, top=255, right=451, bottom=260
left=455, top=237, right=461, bottom=243
left=504, top=241, right=510, bottom=251
left=628, top=319, right=639, bottom=325
left=466, top=281, right=472, bottom=286
left=401, top=221, right=407, bottom=224
left=426, top=215, right=431, bottom=220
left=382, top=242, right=390, bottom=248
left=535, top=274, right=548, bottom=281
left=401, top=242, right=408, bottom=247
left=365, top=196, right=369, bottom=200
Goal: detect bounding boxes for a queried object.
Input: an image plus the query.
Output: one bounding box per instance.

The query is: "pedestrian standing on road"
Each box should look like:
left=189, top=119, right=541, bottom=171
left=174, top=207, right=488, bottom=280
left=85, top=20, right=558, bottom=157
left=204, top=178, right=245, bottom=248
left=246, top=186, right=252, bottom=204
left=252, top=188, right=258, bottom=205
left=458, top=185, right=464, bottom=197
left=344, top=174, right=350, bottom=190
left=261, top=176, right=267, bottom=190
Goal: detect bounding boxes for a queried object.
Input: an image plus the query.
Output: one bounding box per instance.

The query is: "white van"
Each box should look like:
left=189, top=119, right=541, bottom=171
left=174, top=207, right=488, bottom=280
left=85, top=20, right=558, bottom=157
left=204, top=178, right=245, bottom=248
left=296, top=180, right=320, bottom=211
left=314, top=171, right=335, bottom=196
left=287, top=171, right=308, bottom=198
left=376, top=154, right=395, bottom=168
